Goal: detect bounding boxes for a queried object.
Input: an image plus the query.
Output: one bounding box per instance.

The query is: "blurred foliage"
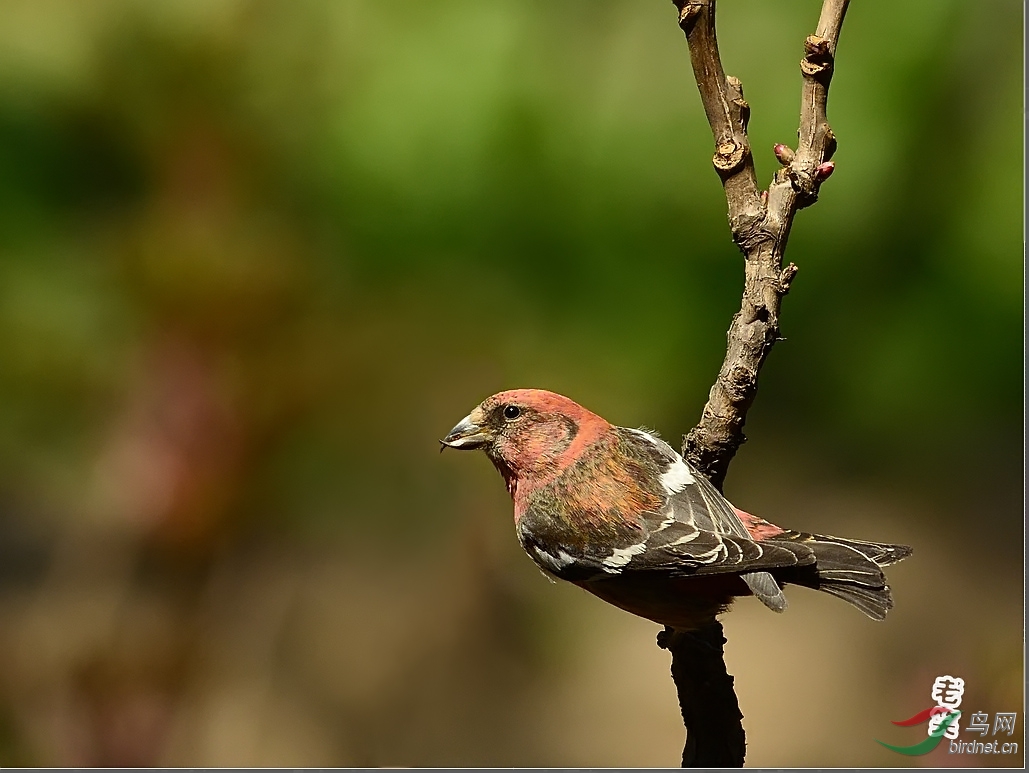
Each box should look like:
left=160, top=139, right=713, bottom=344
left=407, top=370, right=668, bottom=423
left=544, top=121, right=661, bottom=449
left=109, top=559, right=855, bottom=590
left=0, top=0, right=1021, bottom=767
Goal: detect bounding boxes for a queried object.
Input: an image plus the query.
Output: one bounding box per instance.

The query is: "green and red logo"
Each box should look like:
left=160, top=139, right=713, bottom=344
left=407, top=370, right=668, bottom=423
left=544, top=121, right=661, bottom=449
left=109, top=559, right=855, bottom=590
left=877, top=705, right=961, bottom=756
left=877, top=675, right=1020, bottom=758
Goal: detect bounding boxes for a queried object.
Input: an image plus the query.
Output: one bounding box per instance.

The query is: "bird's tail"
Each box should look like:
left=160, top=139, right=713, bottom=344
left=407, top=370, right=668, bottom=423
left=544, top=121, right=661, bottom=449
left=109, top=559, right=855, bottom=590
left=772, top=531, right=913, bottom=621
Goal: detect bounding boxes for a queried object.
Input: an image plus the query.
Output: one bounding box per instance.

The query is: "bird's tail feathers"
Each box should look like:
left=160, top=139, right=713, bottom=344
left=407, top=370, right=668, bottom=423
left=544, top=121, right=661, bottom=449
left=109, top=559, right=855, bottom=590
left=771, top=530, right=912, bottom=621
left=743, top=570, right=788, bottom=613
left=812, top=533, right=913, bottom=568
left=817, top=580, right=894, bottom=621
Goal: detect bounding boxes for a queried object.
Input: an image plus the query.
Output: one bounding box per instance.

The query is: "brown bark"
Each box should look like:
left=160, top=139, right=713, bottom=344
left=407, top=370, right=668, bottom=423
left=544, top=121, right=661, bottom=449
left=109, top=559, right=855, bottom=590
left=675, top=0, right=848, bottom=490
left=657, top=623, right=746, bottom=767
left=660, top=0, right=850, bottom=766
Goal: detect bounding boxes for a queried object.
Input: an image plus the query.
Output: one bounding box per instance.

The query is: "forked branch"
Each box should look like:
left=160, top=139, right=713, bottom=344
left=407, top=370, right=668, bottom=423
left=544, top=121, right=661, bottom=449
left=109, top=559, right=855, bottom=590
left=659, top=0, right=850, bottom=767
left=676, top=0, right=848, bottom=490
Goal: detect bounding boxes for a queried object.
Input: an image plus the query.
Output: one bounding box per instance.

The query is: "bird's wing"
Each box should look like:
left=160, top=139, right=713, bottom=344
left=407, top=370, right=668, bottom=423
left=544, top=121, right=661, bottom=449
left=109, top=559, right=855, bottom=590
left=516, top=426, right=814, bottom=611
left=598, top=428, right=817, bottom=610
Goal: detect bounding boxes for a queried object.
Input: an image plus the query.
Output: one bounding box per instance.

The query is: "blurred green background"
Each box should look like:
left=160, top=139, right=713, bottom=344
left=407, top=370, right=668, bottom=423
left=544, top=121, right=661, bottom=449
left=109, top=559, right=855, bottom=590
left=0, top=0, right=1022, bottom=767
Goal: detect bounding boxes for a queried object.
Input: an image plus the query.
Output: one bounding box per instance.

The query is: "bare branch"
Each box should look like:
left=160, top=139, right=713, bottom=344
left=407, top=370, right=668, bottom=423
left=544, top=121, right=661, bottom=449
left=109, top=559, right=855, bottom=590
left=662, top=0, right=851, bottom=767
left=674, top=0, right=849, bottom=489
left=657, top=623, right=746, bottom=767
left=675, top=1, right=762, bottom=231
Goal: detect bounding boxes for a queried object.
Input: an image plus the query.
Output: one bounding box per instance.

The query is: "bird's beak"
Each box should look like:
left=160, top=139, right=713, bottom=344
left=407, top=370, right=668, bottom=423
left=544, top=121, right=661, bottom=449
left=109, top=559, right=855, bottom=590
left=440, top=414, right=490, bottom=452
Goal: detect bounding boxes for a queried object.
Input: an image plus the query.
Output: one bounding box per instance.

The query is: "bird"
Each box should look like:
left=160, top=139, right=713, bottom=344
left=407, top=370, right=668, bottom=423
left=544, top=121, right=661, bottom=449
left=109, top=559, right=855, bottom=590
left=440, top=388, right=912, bottom=631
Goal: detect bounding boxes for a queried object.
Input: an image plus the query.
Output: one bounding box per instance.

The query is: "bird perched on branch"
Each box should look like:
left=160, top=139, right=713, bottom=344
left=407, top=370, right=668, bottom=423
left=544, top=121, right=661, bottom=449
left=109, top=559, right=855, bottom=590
left=441, top=389, right=911, bottom=631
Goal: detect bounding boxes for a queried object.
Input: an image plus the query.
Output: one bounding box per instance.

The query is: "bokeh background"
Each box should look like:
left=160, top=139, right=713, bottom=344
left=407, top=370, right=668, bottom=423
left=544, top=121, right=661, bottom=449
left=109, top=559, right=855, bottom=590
left=0, top=0, right=1022, bottom=767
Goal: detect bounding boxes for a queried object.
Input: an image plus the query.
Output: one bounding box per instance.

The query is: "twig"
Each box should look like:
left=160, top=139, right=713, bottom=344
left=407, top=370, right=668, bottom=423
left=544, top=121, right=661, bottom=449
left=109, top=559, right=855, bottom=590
left=662, top=0, right=850, bottom=767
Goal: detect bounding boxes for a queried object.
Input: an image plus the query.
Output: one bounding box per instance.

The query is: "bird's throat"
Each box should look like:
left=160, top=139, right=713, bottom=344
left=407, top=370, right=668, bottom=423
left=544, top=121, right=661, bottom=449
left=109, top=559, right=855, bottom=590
left=488, top=455, right=518, bottom=500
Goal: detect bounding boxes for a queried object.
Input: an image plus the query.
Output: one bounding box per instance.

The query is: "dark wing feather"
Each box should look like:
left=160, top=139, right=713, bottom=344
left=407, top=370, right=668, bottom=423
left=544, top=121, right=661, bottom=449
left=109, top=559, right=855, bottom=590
left=518, top=426, right=911, bottom=621
left=598, top=429, right=817, bottom=611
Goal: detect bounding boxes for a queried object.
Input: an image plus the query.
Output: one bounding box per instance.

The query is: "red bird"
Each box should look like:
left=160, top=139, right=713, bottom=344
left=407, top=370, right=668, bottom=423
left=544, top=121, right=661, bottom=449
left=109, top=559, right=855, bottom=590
left=441, top=389, right=911, bottom=631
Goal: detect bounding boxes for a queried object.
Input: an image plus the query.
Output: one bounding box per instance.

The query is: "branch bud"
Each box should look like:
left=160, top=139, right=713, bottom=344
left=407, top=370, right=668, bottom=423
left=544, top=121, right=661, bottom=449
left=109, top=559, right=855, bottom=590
left=813, top=161, right=835, bottom=181
left=773, top=143, right=795, bottom=166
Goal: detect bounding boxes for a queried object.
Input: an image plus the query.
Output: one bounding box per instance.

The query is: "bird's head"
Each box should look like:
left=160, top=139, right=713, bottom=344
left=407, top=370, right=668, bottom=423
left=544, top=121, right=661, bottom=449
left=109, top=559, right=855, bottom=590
left=440, top=389, right=611, bottom=493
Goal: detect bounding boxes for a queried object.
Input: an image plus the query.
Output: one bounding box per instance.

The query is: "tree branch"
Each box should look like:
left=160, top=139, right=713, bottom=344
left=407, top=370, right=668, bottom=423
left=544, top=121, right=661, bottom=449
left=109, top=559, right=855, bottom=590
left=657, top=623, right=746, bottom=767
left=660, top=0, right=850, bottom=767
left=677, top=0, right=848, bottom=491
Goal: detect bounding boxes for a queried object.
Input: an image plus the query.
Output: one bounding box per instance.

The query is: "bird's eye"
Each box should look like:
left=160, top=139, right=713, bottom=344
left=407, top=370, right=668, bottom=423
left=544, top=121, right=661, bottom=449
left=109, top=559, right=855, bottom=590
left=503, top=405, right=521, bottom=420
